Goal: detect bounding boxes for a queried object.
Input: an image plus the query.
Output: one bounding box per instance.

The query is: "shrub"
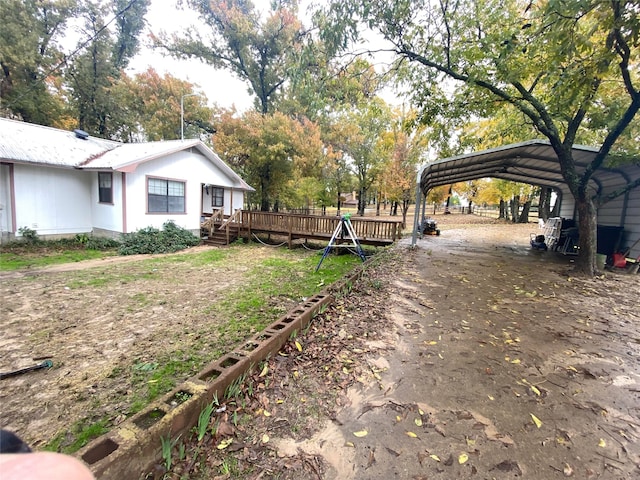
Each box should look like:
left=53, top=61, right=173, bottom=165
left=84, top=236, right=120, bottom=251
left=18, top=226, right=39, bottom=243
left=118, top=221, right=200, bottom=256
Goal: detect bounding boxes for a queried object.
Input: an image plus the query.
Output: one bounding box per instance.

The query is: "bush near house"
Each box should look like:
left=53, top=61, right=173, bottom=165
left=118, top=221, right=200, bottom=255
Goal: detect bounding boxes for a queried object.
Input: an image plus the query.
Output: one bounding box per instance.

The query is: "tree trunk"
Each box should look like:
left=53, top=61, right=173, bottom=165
left=551, top=197, right=560, bottom=217
left=510, top=198, right=518, bottom=222
left=575, top=196, right=598, bottom=275
left=538, top=187, right=551, bottom=221
left=499, top=199, right=506, bottom=219
left=518, top=200, right=531, bottom=223
left=468, top=200, right=473, bottom=214
left=357, top=188, right=366, bottom=216
left=445, top=185, right=452, bottom=212
left=401, top=199, right=409, bottom=229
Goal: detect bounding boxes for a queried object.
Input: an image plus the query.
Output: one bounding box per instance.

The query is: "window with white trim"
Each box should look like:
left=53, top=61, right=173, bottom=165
left=98, top=172, right=113, bottom=203
left=148, top=178, right=185, bottom=213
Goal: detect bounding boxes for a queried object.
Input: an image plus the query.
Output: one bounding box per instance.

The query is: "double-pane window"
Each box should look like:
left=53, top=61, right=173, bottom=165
left=148, top=178, right=185, bottom=213
left=98, top=172, right=113, bottom=203
left=212, top=187, right=224, bottom=207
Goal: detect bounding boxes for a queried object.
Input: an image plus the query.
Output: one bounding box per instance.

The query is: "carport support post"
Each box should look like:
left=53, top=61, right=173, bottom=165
left=411, top=167, right=427, bottom=247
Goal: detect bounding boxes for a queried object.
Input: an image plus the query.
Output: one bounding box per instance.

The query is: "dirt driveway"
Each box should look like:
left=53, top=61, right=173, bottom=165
left=167, top=214, right=640, bottom=479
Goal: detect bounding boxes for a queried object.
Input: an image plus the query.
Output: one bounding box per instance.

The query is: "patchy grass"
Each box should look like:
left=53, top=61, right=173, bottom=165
left=44, top=417, right=110, bottom=454
left=7, top=243, right=366, bottom=454
left=0, top=249, right=113, bottom=271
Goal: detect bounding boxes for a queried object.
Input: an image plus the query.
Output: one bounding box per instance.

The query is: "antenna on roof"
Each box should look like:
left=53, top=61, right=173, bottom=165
left=74, top=129, right=89, bottom=140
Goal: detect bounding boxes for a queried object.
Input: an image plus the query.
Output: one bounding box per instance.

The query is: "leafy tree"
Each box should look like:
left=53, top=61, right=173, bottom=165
left=317, top=0, right=640, bottom=275
left=157, top=0, right=305, bottom=114
left=213, top=110, right=323, bottom=211
left=380, top=109, right=429, bottom=226
left=426, top=185, right=449, bottom=213
left=0, top=0, right=76, bottom=125
left=330, top=98, right=392, bottom=215
left=110, top=68, right=215, bottom=142
left=66, top=0, right=149, bottom=137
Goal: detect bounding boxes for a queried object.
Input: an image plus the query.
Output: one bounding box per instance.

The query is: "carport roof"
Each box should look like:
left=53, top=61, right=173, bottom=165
left=419, top=139, right=638, bottom=197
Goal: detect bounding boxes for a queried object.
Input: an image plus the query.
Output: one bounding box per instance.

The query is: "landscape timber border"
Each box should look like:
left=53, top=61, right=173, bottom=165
left=74, top=261, right=369, bottom=479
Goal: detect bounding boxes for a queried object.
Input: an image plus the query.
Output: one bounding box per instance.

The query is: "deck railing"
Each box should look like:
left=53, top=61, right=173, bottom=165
left=240, top=211, right=403, bottom=245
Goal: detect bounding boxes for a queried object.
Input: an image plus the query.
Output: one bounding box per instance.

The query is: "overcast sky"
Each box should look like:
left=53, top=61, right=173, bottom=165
left=126, top=0, right=401, bottom=112
left=127, top=0, right=254, bottom=111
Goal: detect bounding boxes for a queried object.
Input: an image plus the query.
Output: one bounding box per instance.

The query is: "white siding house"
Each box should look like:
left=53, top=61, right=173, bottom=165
left=0, top=118, right=253, bottom=242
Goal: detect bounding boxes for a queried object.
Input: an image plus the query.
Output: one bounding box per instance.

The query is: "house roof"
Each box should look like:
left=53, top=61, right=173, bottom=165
left=0, top=117, right=119, bottom=167
left=0, top=118, right=254, bottom=191
left=419, top=139, right=640, bottom=200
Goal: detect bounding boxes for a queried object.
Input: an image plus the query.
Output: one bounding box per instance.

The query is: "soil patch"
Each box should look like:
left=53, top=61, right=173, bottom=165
left=0, top=245, right=304, bottom=450
left=156, top=214, right=640, bottom=479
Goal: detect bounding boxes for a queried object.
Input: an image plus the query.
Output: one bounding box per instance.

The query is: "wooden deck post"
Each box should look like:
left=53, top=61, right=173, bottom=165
left=288, top=214, right=293, bottom=248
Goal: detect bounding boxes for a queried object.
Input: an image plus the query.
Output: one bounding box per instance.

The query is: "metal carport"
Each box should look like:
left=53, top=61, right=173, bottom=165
left=412, top=140, right=640, bottom=258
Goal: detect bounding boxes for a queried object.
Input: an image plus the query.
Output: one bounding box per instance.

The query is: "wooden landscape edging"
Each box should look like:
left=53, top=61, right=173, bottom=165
left=75, top=262, right=368, bottom=480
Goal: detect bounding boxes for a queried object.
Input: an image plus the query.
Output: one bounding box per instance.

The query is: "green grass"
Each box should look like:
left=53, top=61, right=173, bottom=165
left=0, top=249, right=111, bottom=271
left=44, top=418, right=110, bottom=454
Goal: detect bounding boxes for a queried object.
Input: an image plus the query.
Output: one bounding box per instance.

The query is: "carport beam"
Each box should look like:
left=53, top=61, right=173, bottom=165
left=411, top=166, right=427, bottom=247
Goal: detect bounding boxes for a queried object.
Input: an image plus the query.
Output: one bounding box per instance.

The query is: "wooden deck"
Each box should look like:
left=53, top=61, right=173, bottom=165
left=238, top=211, right=403, bottom=247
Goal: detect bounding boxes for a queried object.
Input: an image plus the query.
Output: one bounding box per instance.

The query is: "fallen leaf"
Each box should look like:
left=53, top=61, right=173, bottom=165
left=415, top=418, right=423, bottom=427
left=263, top=410, right=271, bottom=417
left=217, top=438, right=233, bottom=450
left=345, top=441, right=355, bottom=448
left=261, top=434, right=269, bottom=443
left=406, top=431, right=418, bottom=438
left=259, top=364, right=268, bottom=377
left=216, top=421, right=234, bottom=437
left=458, top=453, right=469, bottom=464
left=295, top=340, right=303, bottom=352
left=418, top=408, right=425, bottom=416
left=531, top=385, right=541, bottom=396
left=530, top=413, right=543, bottom=428
left=488, top=395, right=495, bottom=401
left=353, top=430, right=368, bottom=438
left=429, top=454, right=441, bottom=462
left=598, top=438, right=606, bottom=448
left=563, top=463, right=574, bottom=476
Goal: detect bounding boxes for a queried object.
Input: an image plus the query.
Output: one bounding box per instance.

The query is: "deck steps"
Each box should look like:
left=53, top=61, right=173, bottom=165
left=202, top=226, right=239, bottom=246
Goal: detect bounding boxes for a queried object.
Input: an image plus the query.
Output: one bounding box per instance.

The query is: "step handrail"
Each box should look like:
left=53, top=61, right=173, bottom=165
left=218, top=209, right=242, bottom=231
